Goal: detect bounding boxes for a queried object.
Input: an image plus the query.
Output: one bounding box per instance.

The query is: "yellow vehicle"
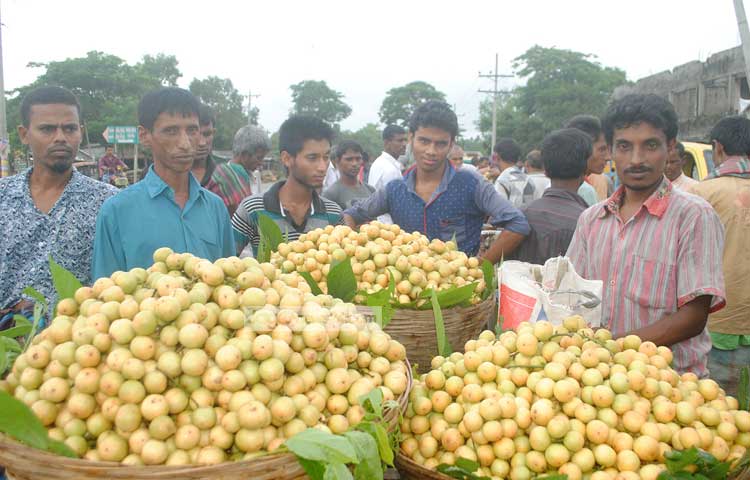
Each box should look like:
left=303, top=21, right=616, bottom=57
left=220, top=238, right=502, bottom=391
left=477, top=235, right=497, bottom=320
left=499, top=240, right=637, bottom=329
left=681, top=141, right=714, bottom=180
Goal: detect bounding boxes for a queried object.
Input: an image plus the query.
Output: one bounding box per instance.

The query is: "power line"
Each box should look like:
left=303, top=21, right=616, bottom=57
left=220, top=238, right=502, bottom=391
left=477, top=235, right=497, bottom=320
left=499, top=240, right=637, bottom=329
left=478, top=53, right=513, bottom=151
left=247, top=90, right=260, bottom=125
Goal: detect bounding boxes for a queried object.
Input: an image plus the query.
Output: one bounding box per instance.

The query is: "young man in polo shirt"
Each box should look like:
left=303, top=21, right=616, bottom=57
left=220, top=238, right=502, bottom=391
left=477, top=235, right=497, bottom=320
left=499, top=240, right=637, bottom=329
left=322, top=140, right=375, bottom=210
left=567, top=94, right=726, bottom=376
left=232, top=116, right=343, bottom=255
left=343, top=101, right=529, bottom=263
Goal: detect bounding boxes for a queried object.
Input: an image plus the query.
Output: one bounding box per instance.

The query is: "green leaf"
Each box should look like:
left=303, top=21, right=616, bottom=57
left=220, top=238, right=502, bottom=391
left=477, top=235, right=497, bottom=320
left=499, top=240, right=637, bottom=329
left=362, top=287, right=394, bottom=327
left=436, top=457, right=491, bottom=480
left=324, top=463, right=353, bottom=480
left=256, top=213, right=285, bottom=263
left=22, top=287, right=46, bottom=307
left=430, top=290, right=453, bottom=356
left=49, top=256, right=83, bottom=302
left=356, top=421, right=393, bottom=466
left=296, top=457, right=327, bottom=480
left=358, top=388, right=384, bottom=418
left=432, top=282, right=478, bottom=309
left=740, top=366, right=750, bottom=411
left=455, top=457, right=481, bottom=473
left=285, top=428, right=358, bottom=464
left=0, top=390, right=53, bottom=451
left=46, top=439, right=77, bottom=458
left=665, top=447, right=700, bottom=473
left=0, top=340, right=7, bottom=376
left=344, top=431, right=383, bottom=480
left=299, top=271, right=324, bottom=296
left=535, top=475, right=569, bottom=480
left=480, top=258, right=496, bottom=301
left=0, top=316, right=33, bottom=338
left=1, top=337, right=22, bottom=353
left=327, top=258, right=357, bottom=302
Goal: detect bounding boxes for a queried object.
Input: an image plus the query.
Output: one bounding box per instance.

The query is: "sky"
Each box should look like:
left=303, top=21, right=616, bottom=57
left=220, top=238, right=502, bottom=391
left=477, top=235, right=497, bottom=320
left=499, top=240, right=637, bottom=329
left=1, top=0, right=744, bottom=137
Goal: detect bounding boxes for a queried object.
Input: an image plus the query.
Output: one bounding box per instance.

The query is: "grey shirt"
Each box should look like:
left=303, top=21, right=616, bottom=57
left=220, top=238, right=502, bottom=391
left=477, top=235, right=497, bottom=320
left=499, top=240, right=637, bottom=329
left=322, top=180, right=375, bottom=211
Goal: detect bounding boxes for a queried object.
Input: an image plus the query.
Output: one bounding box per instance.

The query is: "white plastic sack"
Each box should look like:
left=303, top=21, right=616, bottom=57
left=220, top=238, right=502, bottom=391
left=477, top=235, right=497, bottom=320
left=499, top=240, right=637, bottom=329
left=498, top=257, right=603, bottom=329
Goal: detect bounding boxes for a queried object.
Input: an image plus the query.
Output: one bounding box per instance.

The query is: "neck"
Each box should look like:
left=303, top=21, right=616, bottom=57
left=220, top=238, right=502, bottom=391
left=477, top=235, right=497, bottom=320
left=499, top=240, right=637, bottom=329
left=193, top=156, right=208, bottom=169
left=417, top=162, right=446, bottom=184
left=550, top=178, right=583, bottom=193
left=30, top=165, right=73, bottom=190
left=280, top=175, right=313, bottom=204
left=340, top=174, right=358, bottom=187
left=385, top=149, right=399, bottom=159
left=154, top=163, right=191, bottom=195
left=499, top=162, right=514, bottom=173
left=623, top=179, right=662, bottom=207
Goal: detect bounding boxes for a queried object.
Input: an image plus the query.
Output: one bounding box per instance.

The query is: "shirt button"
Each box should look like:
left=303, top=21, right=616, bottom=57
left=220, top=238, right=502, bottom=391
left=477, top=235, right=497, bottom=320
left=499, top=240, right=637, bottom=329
left=610, top=280, right=615, bottom=286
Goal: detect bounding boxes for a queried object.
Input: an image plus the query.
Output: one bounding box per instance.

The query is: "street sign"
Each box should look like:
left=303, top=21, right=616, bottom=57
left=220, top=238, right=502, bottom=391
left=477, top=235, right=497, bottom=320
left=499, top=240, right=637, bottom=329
left=104, top=126, right=139, bottom=144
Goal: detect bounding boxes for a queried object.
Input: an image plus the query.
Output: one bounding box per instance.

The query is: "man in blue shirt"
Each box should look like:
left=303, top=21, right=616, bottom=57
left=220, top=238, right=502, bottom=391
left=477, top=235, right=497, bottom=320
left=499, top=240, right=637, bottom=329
left=343, top=101, right=529, bottom=263
left=92, top=88, right=234, bottom=279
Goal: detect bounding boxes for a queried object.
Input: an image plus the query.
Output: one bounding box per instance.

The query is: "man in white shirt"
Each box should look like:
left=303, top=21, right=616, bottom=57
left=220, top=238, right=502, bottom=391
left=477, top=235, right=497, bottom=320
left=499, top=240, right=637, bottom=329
left=666, top=142, right=699, bottom=190
left=524, top=149, right=550, bottom=199
left=368, top=124, right=407, bottom=223
left=493, top=138, right=536, bottom=208
left=448, top=145, right=481, bottom=176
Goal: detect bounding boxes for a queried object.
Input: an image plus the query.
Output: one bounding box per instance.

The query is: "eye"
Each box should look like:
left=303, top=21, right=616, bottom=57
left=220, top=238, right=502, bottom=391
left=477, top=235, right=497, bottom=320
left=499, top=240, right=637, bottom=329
left=63, top=125, right=79, bottom=133
left=39, top=125, right=55, bottom=133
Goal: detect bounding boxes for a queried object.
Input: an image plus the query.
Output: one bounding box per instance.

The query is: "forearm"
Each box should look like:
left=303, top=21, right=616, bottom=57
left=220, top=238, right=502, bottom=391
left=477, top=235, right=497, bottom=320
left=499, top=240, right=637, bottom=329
left=342, top=213, right=357, bottom=229
left=623, top=296, right=711, bottom=347
left=481, top=230, right=525, bottom=264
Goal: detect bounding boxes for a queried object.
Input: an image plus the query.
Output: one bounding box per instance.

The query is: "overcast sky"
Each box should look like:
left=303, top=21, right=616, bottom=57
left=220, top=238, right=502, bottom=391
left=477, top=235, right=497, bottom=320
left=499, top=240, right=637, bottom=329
left=2, top=0, right=744, bottom=136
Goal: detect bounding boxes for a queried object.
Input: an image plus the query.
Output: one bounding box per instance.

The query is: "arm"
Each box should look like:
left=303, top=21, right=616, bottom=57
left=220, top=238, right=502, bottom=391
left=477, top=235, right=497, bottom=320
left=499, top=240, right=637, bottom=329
left=482, top=231, right=526, bottom=264
left=474, top=180, right=529, bottom=263
left=217, top=204, right=235, bottom=258
left=625, top=296, right=711, bottom=346
left=230, top=201, right=256, bottom=255
left=91, top=203, right=127, bottom=280
left=342, top=187, right=390, bottom=227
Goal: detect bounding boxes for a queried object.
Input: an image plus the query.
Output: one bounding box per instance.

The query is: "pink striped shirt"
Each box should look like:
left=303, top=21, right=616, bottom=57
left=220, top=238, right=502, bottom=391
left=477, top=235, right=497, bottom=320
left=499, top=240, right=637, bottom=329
left=567, top=177, right=725, bottom=376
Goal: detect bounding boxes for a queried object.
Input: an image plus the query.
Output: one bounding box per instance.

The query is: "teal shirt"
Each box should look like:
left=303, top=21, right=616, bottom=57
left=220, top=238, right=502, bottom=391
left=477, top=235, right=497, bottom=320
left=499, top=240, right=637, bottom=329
left=578, top=181, right=599, bottom=206
left=92, top=167, right=234, bottom=280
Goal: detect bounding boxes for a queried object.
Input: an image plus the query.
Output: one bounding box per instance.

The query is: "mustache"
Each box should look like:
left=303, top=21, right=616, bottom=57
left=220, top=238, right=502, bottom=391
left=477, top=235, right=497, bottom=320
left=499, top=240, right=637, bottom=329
left=49, top=146, right=73, bottom=154
left=624, top=166, right=653, bottom=174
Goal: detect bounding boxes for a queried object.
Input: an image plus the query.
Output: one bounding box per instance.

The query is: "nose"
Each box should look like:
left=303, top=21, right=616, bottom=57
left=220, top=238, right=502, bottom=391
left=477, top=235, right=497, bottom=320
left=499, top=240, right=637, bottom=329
left=178, top=130, right=193, bottom=152
left=53, top=126, right=67, bottom=143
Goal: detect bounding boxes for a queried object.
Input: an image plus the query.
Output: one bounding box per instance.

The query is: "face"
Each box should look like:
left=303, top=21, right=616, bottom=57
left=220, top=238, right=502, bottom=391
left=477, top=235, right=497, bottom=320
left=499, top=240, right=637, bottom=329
left=612, top=122, right=674, bottom=192
left=448, top=149, right=465, bottom=169
left=239, top=148, right=268, bottom=172
left=336, top=149, right=363, bottom=179
left=105, top=147, right=114, bottom=156
left=410, top=127, right=453, bottom=174
left=664, top=147, right=684, bottom=181
left=589, top=134, right=611, bottom=175
left=195, top=122, right=215, bottom=160
left=18, top=104, right=82, bottom=174
left=385, top=133, right=408, bottom=157
left=140, top=112, right=200, bottom=174
left=283, top=139, right=331, bottom=189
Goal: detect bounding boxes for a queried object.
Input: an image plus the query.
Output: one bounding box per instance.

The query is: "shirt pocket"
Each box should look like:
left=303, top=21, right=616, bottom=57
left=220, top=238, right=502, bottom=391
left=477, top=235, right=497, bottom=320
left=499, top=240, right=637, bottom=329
left=625, top=255, right=677, bottom=309
left=437, top=215, right=467, bottom=246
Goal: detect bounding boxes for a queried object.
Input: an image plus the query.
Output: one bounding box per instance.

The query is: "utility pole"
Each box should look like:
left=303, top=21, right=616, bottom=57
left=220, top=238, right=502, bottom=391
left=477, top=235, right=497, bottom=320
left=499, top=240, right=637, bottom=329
left=478, top=53, right=512, bottom=153
left=734, top=0, right=750, bottom=101
left=0, top=3, right=8, bottom=178
left=247, top=90, right=260, bottom=125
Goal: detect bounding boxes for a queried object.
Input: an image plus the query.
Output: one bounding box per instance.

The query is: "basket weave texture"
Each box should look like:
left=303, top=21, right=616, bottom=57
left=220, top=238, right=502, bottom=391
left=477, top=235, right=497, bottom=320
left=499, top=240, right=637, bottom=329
left=357, top=296, right=495, bottom=373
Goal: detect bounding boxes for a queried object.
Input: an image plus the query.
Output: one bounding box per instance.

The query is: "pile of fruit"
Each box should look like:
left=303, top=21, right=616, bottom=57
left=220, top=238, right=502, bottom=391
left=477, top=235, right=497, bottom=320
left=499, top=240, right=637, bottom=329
left=1, top=249, right=409, bottom=466
left=400, top=317, right=749, bottom=480
left=270, top=223, right=486, bottom=306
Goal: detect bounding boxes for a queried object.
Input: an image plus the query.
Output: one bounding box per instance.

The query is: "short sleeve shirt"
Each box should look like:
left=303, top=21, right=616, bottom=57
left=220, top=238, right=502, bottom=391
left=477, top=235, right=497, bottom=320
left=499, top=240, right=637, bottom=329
left=322, top=181, right=375, bottom=210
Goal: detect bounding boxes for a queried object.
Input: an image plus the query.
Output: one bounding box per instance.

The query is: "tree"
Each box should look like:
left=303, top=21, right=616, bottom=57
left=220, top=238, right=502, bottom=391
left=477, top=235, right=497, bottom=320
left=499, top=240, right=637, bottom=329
left=378, top=81, right=447, bottom=127
left=137, top=53, right=181, bottom=86
left=189, top=76, right=246, bottom=150
left=478, top=45, right=628, bottom=152
left=338, top=123, right=383, bottom=159
left=289, top=80, right=351, bottom=127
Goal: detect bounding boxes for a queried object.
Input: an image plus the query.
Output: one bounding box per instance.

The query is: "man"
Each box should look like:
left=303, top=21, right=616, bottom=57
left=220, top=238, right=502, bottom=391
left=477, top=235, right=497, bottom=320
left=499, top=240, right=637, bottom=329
left=0, top=86, right=117, bottom=321
left=567, top=94, right=725, bottom=376
left=323, top=140, right=375, bottom=210
left=92, top=88, right=234, bottom=278
left=493, top=138, right=535, bottom=208
left=98, top=145, right=127, bottom=184
left=368, top=125, right=408, bottom=224
left=448, top=145, right=480, bottom=176
left=566, top=114, right=614, bottom=204
left=207, top=125, right=270, bottom=216
left=524, top=149, right=550, bottom=200
left=344, top=101, right=529, bottom=263
left=665, top=142, right=698, bottom=190
left=690, top=116, right=750, bottom=395
left=191, top=104, right=221, bottom=186
left=232, top=116, right=343, bottom=255
left=513, top=129, right=590, bottom=265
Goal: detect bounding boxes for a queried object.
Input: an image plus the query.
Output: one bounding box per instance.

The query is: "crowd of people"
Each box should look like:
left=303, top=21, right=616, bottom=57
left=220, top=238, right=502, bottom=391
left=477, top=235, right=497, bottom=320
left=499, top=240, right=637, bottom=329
left=0, top=84, right=747, bottom=396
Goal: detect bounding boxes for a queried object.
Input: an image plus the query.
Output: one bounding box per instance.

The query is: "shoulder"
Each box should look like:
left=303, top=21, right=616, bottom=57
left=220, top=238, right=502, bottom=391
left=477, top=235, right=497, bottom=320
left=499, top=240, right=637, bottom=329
left=322, top=182, right=342, bottom=196
left=201, top=188, right=228, bottom=207
left=237, top=193, right=265, bottom=216
left=670, top=188, right=719, bottom=219
left=0, top=171, right=27, bottom=194
left=100, top=181, right=146, bottom=210
left=76, top=173, right=119, bottom=197
left=321, top=196, right=343, bottom=215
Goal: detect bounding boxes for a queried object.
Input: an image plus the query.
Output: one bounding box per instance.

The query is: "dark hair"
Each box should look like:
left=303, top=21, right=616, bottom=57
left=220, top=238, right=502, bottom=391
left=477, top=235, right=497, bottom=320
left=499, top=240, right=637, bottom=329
left=541, top=128, right=591, bottom=179
left=493, top=138, right=521, bottom=163
left=603, top=94, right=678, bottom=144
left=710, top=115, right=750, bottom=156
left=408, top=101, right=459, bottom=139
left=383, top=124, right=406, bottom=141
left=565, top=115, right=603, bottom=142
left=20, top=86, right=81, bottom=127
left=334, top=140, right=364, bottom=160
left=525, top=149, right=543, bottom=170
left=279, top=115, right=335, bottom=157
left=198, top=104, right=215, bottom=126
left=138, top=87, right=201, bottom=131
left=675, top=142, right=685, bottom=156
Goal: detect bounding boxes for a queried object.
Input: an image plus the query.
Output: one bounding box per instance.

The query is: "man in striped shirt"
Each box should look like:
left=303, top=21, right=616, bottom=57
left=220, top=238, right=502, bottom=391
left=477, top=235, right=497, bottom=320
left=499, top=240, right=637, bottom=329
left=567, top=94, right=726, bottom=376
left=232, top=116, right=343, bottom=255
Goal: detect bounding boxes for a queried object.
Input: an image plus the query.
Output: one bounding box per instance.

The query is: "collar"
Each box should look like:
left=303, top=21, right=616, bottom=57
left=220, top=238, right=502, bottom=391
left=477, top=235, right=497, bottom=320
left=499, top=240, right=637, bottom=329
left=600, top=176, right=672, bottom=219
left=404, top=163, right=456, bottom=202
left=144, top=165, right=204, bottom=200
left=262, top=180, right=326, bottom=216
left=706, top=155, right=750, bottom=179
left=5, top=167, right=88, bottom=199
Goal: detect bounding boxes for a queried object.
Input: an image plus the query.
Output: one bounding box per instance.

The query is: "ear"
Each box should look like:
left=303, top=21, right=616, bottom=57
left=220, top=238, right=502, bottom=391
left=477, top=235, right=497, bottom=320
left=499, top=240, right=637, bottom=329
left=714, top=141, right=725, bottom=158
left=138, top=126, right=151, bottom=148
left=17, top=125, right=29, bottom=145
left=280, top=151, right=293, bottom=169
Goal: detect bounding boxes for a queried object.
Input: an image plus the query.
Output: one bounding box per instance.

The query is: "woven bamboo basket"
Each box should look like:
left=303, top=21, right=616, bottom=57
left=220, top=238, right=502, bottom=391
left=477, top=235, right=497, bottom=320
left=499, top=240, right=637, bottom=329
left=357, top=296, right=495, bottom=373
left=0, top=360, right=412, bottom=480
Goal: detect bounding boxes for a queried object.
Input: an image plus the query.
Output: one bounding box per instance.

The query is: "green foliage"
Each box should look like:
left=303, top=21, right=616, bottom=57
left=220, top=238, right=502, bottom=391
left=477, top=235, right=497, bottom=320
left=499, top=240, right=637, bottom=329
left=338, top=123, right=383, bottom=159
left=189, top=76, right=247, bottom=150
left=657, top=447, right=736, bottom=479
left=740, top=366, right=750, bottom=411
left=49, top=256, right=83, bottom=305
left=379, top=81, right=447, bottom=127
left=256, top=214, right=285, bottom=264
left=327, top=259, right=357, bottom=303
left=436, top=457, right=490, bottom=479
left=430, top=290, right=453, bottom=357
left=477, top=45, right=628, bottom=152
left=0, top=391, right=76, bottom=458
left=289, top=80, right=352, bottom=127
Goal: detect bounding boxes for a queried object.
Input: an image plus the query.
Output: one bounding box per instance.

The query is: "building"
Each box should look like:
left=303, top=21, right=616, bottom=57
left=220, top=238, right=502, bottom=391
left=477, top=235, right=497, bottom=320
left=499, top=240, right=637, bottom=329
left=614, top=46, right=749, bottom=141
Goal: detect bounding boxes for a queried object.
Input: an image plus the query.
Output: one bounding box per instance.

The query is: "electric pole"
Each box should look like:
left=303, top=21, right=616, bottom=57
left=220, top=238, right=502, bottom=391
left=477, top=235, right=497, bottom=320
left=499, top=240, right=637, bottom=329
left=0, top=3, right=8, bottom=178
left=734, top=0, right=750, bottom=100
left=478, top=53, right=512, bottom=153
left=247, top=90, right=260, bottom=125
